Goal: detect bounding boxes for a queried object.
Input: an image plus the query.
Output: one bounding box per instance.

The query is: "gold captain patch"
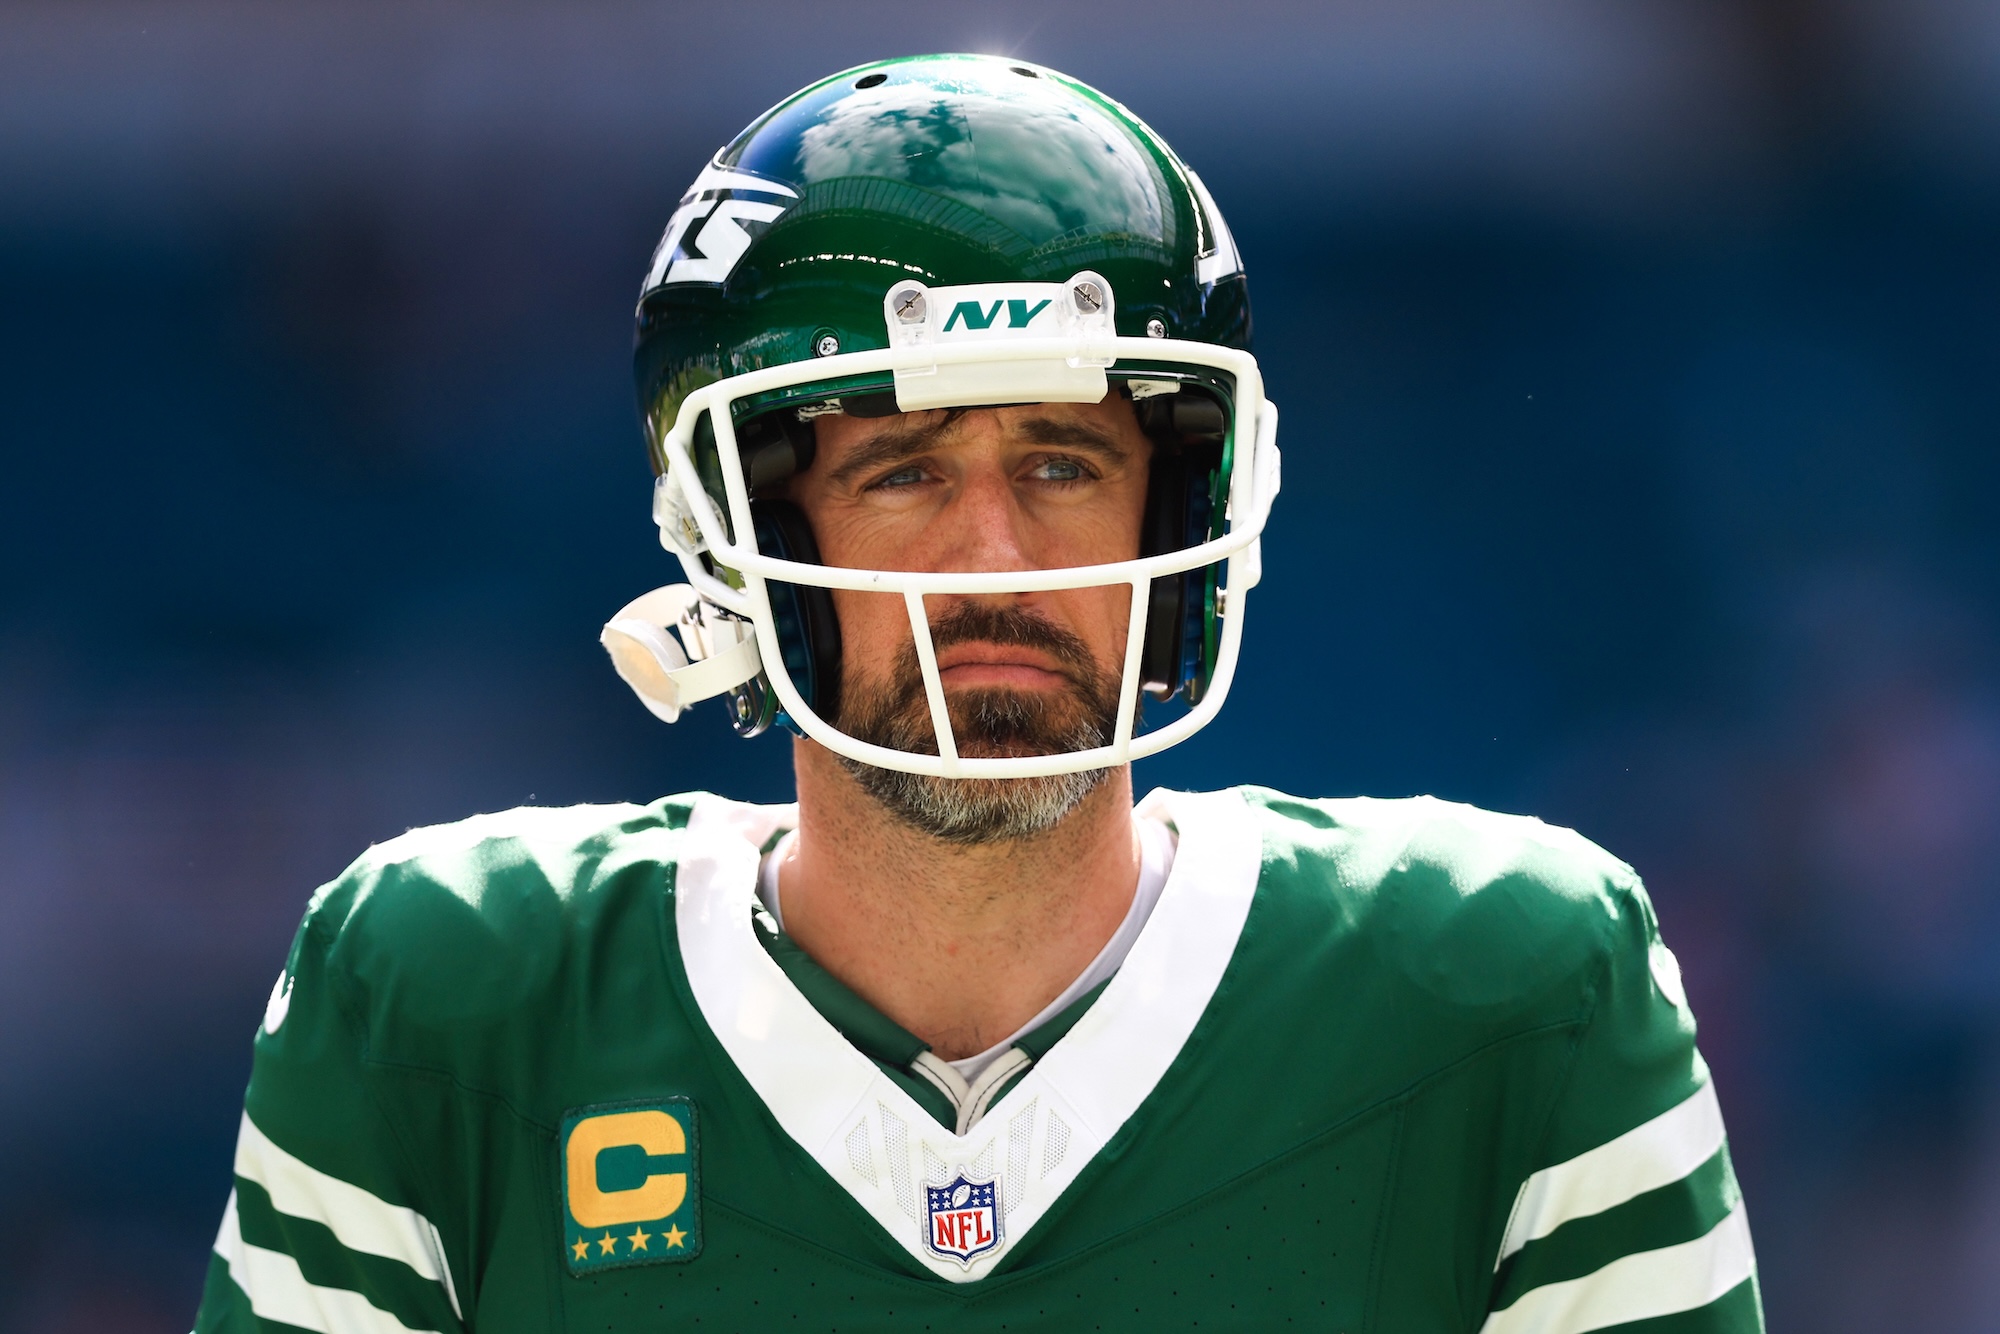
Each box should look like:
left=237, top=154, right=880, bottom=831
left=560, top=1098, right=700, bottom=1273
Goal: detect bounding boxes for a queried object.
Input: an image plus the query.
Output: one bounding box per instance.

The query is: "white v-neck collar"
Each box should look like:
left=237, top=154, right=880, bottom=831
left=674, top=787, right=1263, bottom=1282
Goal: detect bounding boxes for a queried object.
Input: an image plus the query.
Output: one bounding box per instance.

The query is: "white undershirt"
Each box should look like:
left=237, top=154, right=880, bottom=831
left=755, top=814, right=1179, bottom=1083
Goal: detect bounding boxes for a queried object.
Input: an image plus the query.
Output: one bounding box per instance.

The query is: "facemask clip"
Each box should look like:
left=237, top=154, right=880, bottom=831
left=653, top=474, right=708, bottom=558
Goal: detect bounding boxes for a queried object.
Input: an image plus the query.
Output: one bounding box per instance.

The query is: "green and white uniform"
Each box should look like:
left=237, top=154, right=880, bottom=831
left=195, top=787, right=1761, bottom=1332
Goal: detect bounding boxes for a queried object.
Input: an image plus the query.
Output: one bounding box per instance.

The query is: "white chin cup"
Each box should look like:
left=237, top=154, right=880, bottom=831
left=600, top=585, right=762, bottom=724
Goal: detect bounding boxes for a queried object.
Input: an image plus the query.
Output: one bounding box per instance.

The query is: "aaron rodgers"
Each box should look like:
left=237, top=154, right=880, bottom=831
left=195, top=54, right=1761, bottom=1333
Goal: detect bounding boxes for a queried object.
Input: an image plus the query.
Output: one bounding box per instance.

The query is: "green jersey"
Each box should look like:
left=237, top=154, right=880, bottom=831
left=195, top=787, right=1760, bottom=1332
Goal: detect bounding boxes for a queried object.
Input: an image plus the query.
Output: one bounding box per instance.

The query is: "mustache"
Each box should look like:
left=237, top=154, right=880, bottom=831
left=917, top=602, right=1099, bottom=680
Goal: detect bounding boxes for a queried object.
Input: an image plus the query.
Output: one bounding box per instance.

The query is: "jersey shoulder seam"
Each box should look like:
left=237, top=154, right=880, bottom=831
left=1482, top=940, right=1614, bottom=1315
left=304, top=892, right=578, bottom=1139
left=1363, top=1097, right=1409, bottom=1330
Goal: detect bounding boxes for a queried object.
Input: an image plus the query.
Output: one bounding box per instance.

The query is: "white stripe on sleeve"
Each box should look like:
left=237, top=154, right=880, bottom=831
left=213, top=1189, right=444, bottom=1334
left=1497, top=1080, right=1727, bottom=1266
left=1480, top=1204, right=1754, bottom=1334
left=233, top=1112, right=461, bottom=1318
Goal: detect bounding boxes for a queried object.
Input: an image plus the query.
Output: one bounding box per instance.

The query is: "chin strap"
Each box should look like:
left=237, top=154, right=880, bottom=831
left=600, top=584, right=762, bottom=723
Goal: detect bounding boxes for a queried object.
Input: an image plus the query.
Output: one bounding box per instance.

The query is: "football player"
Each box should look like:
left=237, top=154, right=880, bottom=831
left=196, top=54, right=1761, bottom=1332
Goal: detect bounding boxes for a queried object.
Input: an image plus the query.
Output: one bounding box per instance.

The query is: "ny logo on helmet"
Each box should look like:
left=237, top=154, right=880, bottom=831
left=641, top=162, right=799, bottom=293
left=942, top=298, right=1053, bottom=332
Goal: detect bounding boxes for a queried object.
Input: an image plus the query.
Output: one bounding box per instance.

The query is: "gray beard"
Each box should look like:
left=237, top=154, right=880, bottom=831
left=835, top=607, right=1122, bottom=845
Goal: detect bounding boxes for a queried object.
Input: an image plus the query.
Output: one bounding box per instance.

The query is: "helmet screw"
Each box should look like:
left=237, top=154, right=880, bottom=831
left=1072, top=280, right=1105, bottom=313
left=813, top=333, right=840, bottom=357
left=1145, top=318, right=1167, bottom=339
left=892, top=288, right=927, bottom=323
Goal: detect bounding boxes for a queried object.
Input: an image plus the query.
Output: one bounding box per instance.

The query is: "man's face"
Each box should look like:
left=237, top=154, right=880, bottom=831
left=791, top=395, right=1153, bottom=842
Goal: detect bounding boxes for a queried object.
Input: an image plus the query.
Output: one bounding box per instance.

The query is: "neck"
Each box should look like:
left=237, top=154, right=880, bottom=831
left=779, top=739, right=1140, bottom=1061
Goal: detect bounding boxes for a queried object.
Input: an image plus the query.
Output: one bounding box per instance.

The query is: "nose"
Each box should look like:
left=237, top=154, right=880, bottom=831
left=932, top=457, right=1036, bottom=576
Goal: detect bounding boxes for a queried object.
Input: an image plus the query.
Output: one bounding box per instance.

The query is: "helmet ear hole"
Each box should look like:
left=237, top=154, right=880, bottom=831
left=750, top=500, right=843, bottom=723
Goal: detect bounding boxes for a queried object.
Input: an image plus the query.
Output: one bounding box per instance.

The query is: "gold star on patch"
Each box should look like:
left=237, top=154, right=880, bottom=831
left=597, top=1232, right=617, bottom=1256
left=571, top=1237, right=589, bottom=1262
left=664, top=1223, right=687, bottom=1249
left=627, top=1227, right=651, bottom=1252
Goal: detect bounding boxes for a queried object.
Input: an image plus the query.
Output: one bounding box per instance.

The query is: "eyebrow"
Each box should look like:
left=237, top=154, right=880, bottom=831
left=825, top=412, right=1132, bottom=488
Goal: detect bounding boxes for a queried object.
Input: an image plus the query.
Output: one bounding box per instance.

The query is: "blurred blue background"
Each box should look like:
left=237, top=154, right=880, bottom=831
left=3, top=1, right=1998, bottom=1328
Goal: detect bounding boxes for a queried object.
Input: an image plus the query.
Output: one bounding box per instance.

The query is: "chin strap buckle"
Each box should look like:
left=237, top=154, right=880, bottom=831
left=600, top=584, right=762, bottom=723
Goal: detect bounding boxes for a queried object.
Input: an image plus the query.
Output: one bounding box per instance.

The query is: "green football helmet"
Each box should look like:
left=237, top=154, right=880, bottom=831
left=601, top=53, right=1282, bottom=778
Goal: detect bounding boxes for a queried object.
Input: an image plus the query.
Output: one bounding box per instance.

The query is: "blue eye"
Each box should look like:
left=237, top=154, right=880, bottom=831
left=878, top=466, right=925, bottom=487
left=1037, top=458, right=1085, bottom=482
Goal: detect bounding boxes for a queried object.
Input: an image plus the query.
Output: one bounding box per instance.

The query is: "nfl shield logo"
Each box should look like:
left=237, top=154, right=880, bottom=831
left=923, top=1173, right=1002, bottom=1267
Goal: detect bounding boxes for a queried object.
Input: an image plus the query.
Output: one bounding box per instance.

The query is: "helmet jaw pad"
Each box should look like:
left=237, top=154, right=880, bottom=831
left=1132, top=385, right=1229, bottom=701
left=749, top=499, right=843, bottom=732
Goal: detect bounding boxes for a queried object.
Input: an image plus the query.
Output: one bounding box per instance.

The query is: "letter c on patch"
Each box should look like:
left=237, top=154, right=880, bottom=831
left=566, top=1111, right=686, bottom=1228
